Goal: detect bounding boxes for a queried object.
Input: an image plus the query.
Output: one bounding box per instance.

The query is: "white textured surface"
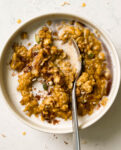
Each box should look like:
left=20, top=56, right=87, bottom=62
left=0, top=0, right=121, bottom=150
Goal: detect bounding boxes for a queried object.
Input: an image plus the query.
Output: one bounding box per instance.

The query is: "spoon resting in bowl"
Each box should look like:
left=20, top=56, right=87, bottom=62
left=71, top=39, right=82, bottom=150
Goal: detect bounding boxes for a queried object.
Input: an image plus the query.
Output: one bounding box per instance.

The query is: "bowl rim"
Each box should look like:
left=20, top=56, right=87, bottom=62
left=0, top=12, right=120, bottom=134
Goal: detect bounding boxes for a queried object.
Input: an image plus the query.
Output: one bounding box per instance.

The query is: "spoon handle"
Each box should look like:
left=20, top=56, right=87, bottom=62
left=72, top=82, right=81, bottom=150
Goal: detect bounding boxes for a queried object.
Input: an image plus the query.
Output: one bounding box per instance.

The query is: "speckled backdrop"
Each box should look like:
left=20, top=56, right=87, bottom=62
left=0, top=0, right=121, bottom=150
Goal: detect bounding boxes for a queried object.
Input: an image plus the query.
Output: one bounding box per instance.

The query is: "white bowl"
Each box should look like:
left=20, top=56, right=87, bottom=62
left=0, top=13, right=120, bottom=134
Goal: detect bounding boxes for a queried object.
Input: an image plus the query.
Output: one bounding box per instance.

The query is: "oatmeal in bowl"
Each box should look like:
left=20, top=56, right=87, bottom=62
left=0, top=14, right=120, bottom=133
left=10, top=21, right=112, bottom=122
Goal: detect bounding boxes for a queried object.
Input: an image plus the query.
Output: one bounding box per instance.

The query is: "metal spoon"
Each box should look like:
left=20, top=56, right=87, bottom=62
left=71, top=39, right=82, bottom=150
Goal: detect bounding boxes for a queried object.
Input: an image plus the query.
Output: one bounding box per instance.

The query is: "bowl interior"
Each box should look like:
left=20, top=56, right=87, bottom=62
left=0, top=13, right=120, bottom=134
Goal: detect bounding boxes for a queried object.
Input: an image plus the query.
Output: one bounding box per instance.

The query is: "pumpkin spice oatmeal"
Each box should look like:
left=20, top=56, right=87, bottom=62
left=10, top=21, right=112, bottom=123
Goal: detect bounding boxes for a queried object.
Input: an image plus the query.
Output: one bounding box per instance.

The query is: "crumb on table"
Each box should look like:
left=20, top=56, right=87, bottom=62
left=61, top=1, right=70, bottom=6
left=64, top=141, right=68, bottom=145
left=53, top=134, right=58, bottom=139
left=82, top=3, right=86, bottom=7
left=1, top=134, right=6, bottom=138
left=17, top=19, right=22, bottom=24
left=22, top=132, right=26, bottom=136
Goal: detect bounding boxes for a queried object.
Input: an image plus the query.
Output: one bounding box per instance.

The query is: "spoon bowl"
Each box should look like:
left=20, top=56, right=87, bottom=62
left=71, top=39, right=81, bottom=150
